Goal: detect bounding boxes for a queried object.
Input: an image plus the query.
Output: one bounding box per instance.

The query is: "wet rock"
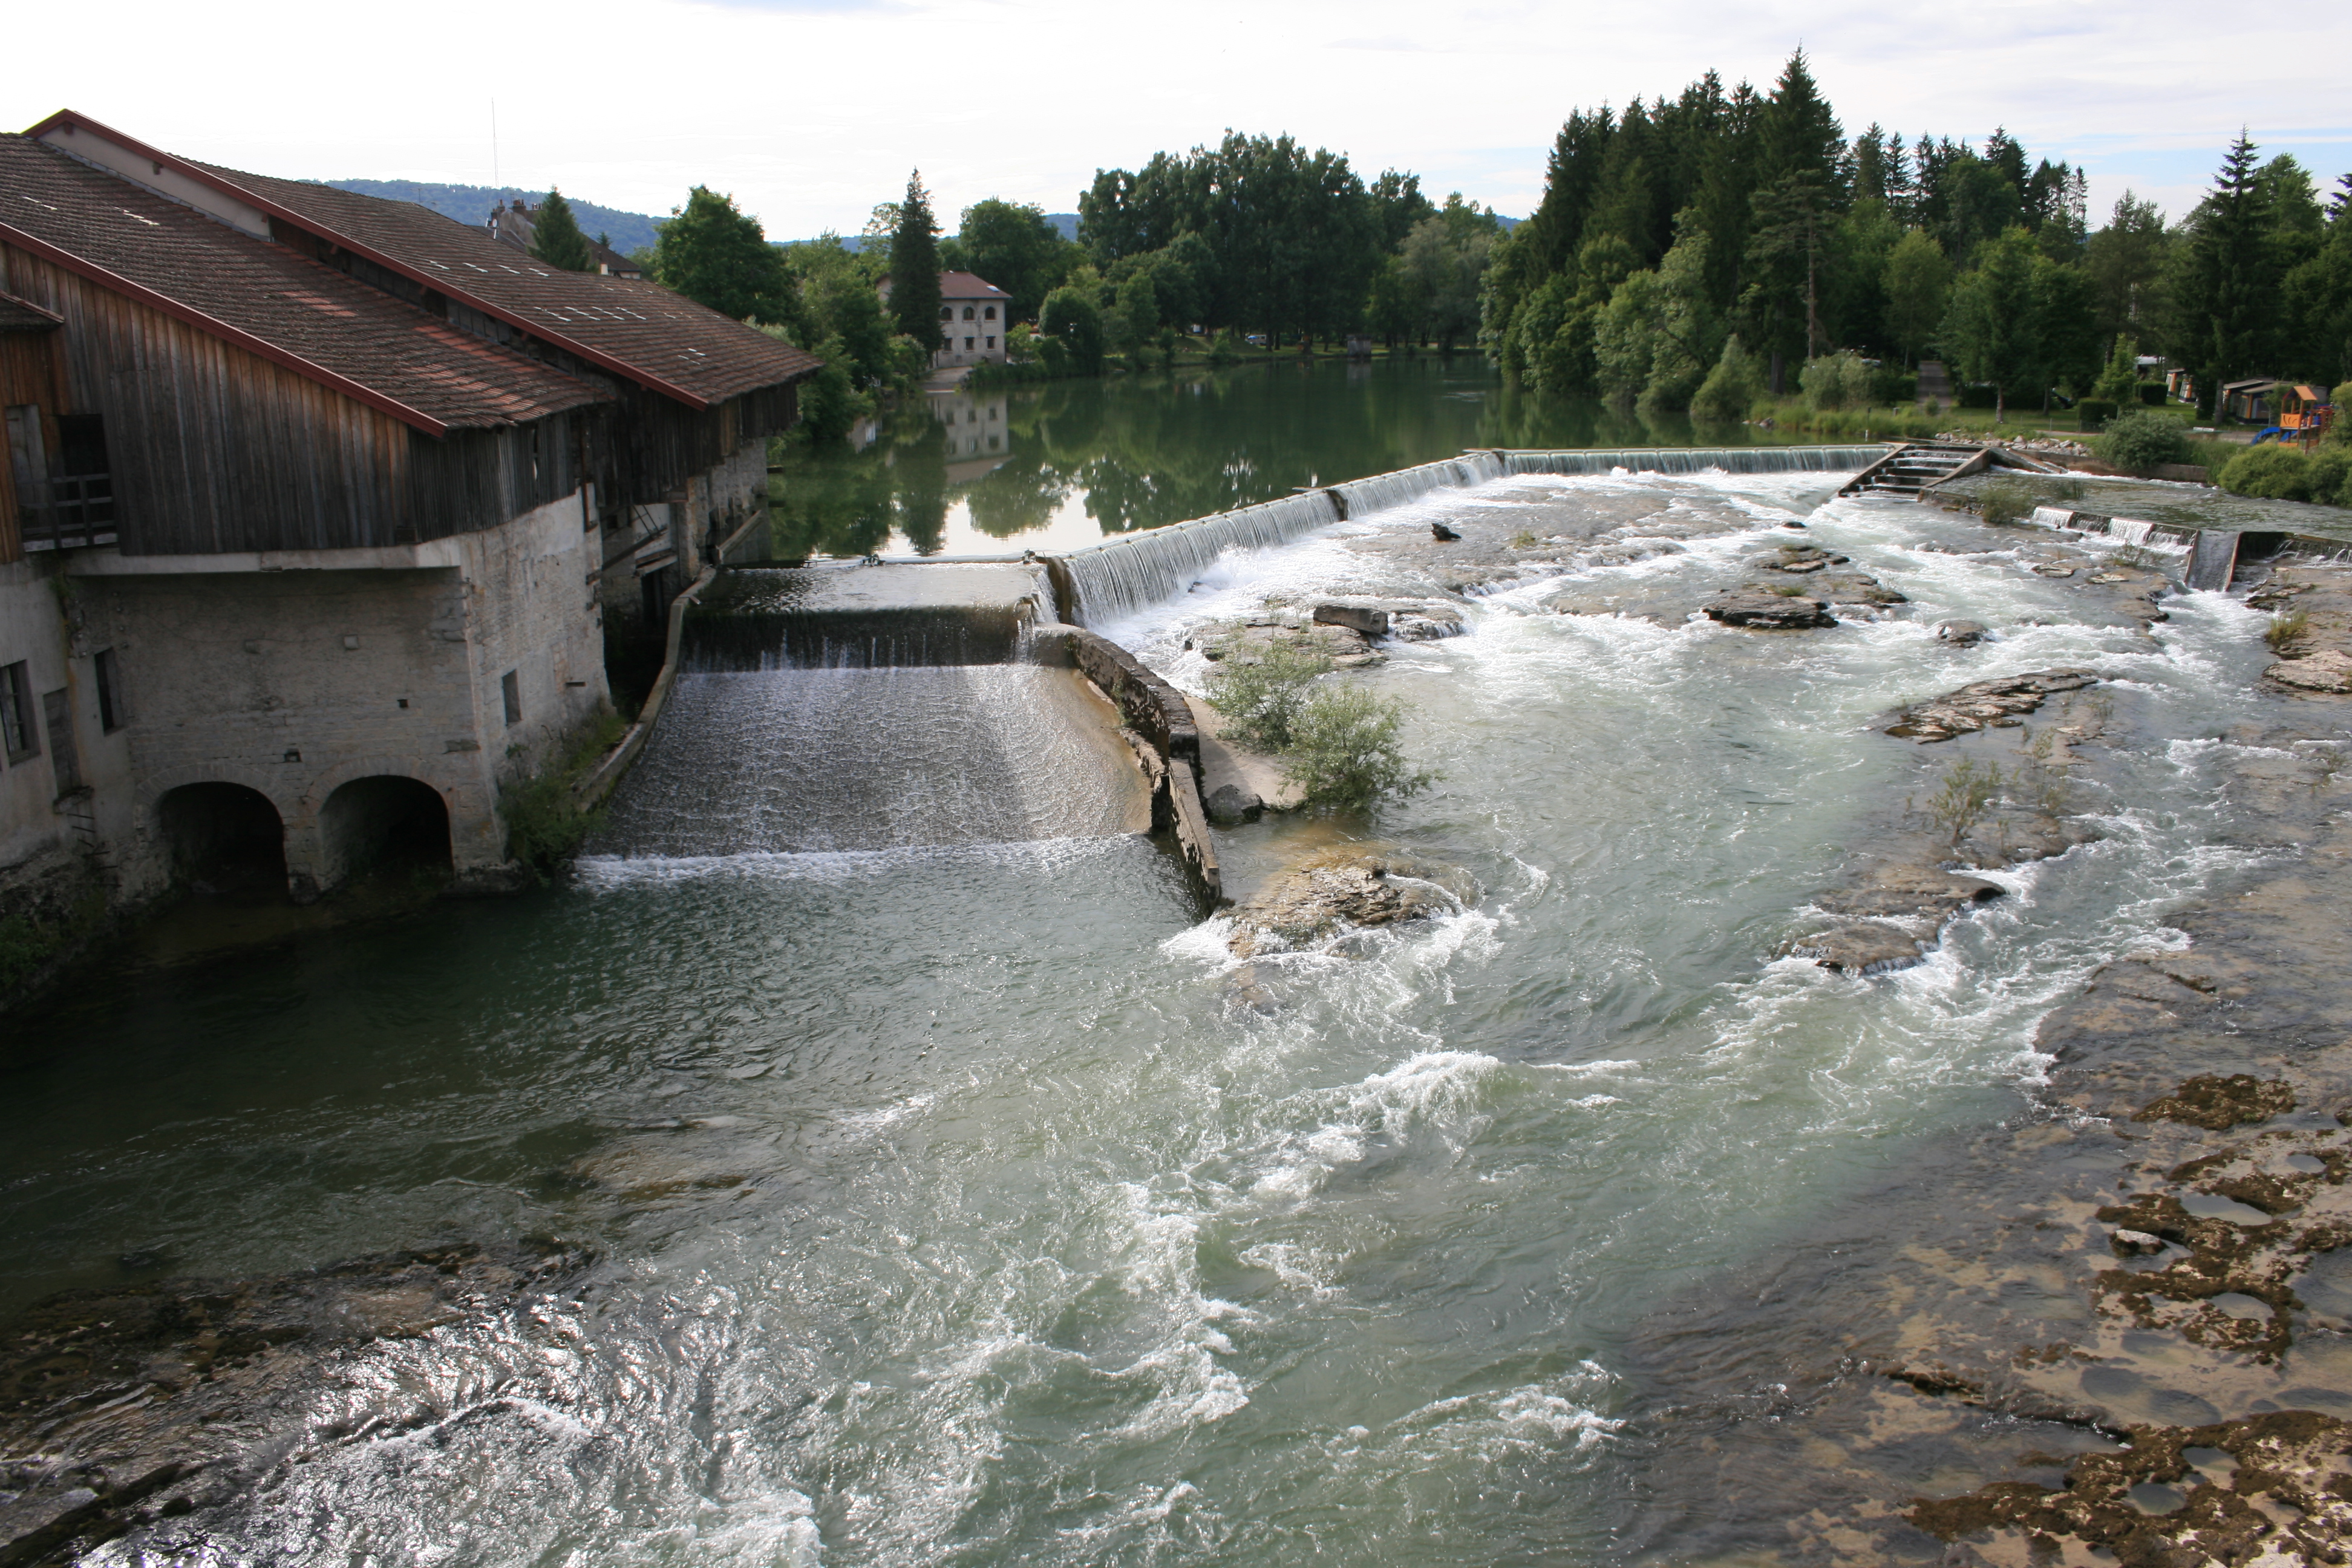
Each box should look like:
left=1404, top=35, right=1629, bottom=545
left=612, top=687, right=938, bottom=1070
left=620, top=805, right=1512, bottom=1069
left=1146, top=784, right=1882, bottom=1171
left=1746, top=544, right=1849, bottom=573
left=1786, top=869, right=2005, bottom=975
left=2111, top=1227, right=2167, bottom=1256
left=0, top=1241, right=588, bottom=1564
left=1197, top=616, right=1385, bottom=668
left=1430, top=521, right=1460, bottom=542
left=1909, top=1410, right=2352, bottom=1560
left=1704, top=588, right=1836, bottom=630
left=1811, top=572, right=1907, bottom=608
left=2133, top=1074, right=2298, bottom=1131
left=2267, top=648, right=2352, bottom=693
left=1226, top=845, right=1478, bottom=958
left=1312, top=603, right=1390, bottom=638
left=1184, top=695, right=1301, bottom=819
left=1935, top=619, right=1988, bottom=645
left=1881, top=669, right=2099, bottom=740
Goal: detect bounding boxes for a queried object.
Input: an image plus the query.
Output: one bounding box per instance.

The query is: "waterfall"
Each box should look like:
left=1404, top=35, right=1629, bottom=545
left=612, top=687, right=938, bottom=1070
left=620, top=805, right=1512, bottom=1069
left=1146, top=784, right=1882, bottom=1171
left=1329, top=452, right=1509, bottom=517
left=682, top=568, right=1042, bottom=670
left=1051, top=446, right=1884, bottom=626
left=1503, top=445, right=1889, bottom=477
left=1057, top=492, right=1341, bottom=626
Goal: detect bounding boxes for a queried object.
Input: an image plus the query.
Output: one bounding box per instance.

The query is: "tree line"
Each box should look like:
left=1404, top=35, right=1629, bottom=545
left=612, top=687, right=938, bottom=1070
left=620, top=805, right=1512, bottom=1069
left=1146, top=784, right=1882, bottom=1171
left=1483, top=50, right=2352, bottom=421
left=619, top=60, right=2351, bottom=442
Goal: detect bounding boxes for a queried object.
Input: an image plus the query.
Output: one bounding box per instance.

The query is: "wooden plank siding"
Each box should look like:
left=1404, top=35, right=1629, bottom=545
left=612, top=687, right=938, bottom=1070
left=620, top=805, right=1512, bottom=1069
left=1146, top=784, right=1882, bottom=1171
left=0, top=327, right=70, bottom=563
left=2, top=242, right=582, bottom=555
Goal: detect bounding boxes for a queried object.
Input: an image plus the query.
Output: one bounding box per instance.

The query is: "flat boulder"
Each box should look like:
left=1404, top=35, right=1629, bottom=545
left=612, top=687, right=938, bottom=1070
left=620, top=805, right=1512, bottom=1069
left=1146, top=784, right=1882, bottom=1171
left=1226, top=844, right=1478, bottom=958
left=1936, top=619, right=1988, bottom=645
left=1313, top=602, right=1390, bottom=638
left=1882, top=669, right=2098, bottom=740
left=2265, top=649, right=2352, bottom=693
left=1705, top=588, right=1836, bottom=629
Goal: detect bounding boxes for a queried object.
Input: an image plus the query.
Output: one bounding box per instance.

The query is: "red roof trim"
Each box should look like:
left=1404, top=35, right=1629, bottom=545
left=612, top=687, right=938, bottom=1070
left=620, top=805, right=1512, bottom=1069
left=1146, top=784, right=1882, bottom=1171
left=25, top=109, right=714, bottom=410
left=0, top=218, right=452, bottom=437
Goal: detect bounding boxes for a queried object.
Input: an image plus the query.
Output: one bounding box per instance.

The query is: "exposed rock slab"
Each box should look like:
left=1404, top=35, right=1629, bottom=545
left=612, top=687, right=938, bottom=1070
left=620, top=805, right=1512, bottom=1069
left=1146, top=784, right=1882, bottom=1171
left=1183, top=695, right=1302, bottom=822
left=1704, top=587, right=1837, bottom=629
left=1882, top=669, right=2100, bottom=741
left=0, top=1242, right=587, bottom=1564
left=1225, top=844, right=1477, bottom=958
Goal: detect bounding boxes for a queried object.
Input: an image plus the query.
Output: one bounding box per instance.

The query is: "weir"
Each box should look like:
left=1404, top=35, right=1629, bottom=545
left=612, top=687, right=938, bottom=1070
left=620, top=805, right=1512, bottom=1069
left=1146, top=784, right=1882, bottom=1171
left=683, top=562, right=1054, bottom=670
left=1055, top=446, right=1888, bottom=626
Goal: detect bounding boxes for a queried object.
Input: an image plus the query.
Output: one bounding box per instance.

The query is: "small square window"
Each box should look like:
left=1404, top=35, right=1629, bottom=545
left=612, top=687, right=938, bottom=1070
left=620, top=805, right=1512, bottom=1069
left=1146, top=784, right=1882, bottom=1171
left=94, top=648, right=125, bottom=732
left=984, top=305, right=996, bottom=320
left=985, top=336, right=995, bottom=349
left=0, top=661, right=36, bottom=762
left=964, top=336, right=973, bottom=350
left=501, top=670, right=521, bottom=726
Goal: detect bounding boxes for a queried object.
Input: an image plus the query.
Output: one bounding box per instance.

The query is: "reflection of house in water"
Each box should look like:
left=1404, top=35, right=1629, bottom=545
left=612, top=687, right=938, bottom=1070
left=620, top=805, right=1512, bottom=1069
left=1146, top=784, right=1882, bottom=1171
left=929, top=390, right=1011, bottom=483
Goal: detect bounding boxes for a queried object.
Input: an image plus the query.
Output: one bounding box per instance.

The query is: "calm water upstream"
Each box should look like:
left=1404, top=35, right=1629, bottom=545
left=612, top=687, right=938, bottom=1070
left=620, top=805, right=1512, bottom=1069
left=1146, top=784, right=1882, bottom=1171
left=755, top=358, right=1846, bottom=561
left=0, top=408, right=2301, bottom=1562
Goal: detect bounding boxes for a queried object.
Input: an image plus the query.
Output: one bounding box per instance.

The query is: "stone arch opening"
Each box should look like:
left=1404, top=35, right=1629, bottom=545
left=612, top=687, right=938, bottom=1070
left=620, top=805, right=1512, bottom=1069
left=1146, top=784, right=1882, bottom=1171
left=319, top=775, right=452, bottom=889
left=157, top=782, right=287, bottom=899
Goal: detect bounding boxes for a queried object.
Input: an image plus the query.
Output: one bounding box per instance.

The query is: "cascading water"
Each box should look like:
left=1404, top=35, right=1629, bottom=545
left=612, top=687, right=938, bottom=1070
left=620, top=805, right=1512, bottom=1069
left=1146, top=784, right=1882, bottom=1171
left=1503, top=443, right=1889, bottom=476
left=1057, top=492, right=1341, bottom=625
left=14, top=455, right=2331, bottom=1568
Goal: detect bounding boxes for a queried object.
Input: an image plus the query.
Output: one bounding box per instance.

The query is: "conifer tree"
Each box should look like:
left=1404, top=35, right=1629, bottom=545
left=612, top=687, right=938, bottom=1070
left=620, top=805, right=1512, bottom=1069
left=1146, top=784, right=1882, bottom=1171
left=890, top=172, right=944, bottom=351
left=2179, top=132, right=2270, bottom=417
left=529, top=188, right=595, bottom=272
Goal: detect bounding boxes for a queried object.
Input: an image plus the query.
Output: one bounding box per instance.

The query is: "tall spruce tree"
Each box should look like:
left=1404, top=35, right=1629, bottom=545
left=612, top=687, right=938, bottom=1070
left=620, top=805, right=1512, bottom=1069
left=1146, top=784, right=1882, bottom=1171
left=529, top=188, right=595, bottom=272
left=890, top=173, right=944, bottom=351
left=2179, top=133, right=2270, bottom=417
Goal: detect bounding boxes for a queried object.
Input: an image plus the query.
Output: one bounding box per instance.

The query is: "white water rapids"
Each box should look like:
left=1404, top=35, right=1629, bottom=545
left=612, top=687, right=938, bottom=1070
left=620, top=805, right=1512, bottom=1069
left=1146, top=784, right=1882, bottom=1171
left=22, top=463, right=2303, bottom=1566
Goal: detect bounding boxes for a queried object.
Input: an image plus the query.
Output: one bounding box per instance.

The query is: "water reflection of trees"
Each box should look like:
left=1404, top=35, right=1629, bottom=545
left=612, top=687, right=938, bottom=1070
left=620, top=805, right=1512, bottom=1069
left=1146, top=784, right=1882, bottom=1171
left=766, top=359, right=1780, bottom=557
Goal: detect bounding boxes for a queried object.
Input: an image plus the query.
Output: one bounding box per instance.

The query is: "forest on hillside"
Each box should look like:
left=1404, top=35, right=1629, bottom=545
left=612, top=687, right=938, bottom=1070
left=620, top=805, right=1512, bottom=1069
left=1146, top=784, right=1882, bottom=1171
left=1481, top=51, right=2351, bottom=420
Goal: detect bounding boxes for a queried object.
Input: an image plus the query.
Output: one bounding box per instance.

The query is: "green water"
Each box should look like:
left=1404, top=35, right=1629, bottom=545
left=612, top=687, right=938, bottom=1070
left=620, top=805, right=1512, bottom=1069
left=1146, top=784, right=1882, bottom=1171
left=0, top=385, right=2304, bottom=1564
left=757, top=358, right=1817, bottom=561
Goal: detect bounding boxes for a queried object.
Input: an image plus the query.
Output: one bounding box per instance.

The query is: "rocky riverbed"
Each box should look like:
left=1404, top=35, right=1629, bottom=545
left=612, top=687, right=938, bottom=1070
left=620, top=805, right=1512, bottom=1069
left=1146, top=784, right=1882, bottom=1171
left=1625, top=609, right=2352, bottom=1565
left=0, top=1242, right=589, bottom=1564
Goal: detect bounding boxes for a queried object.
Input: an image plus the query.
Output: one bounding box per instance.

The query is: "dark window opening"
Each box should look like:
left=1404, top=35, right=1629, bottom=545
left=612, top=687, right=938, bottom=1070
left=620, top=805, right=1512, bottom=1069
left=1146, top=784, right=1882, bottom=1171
left=0, top=661, right=34, bottom=762
left=501, top=670, right=522, bottom=726
left=94, top=648, right=124, bottom=732
left=938, top=305, right=952, bottom=321
left=985, top=336, right=995, bottom=349
left=984, top=305, right=996, bottom=320
left=962, top=306, right=975, bottom=320
left=964, top=337, right=973, bottom=350
left=41, top=688, right=80, bottom=794
left=7, top=408, right=116, bottom=550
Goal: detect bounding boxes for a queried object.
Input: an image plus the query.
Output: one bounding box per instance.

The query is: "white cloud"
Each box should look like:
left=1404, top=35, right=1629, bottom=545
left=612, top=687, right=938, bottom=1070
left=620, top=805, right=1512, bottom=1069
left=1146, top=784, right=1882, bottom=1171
left=4, top=0, right=2345, bottom=237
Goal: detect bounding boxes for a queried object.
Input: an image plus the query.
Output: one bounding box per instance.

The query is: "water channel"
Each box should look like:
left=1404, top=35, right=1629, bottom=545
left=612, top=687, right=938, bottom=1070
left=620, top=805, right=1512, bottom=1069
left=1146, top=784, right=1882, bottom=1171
left=9, top=365, right=2352, bottom=1563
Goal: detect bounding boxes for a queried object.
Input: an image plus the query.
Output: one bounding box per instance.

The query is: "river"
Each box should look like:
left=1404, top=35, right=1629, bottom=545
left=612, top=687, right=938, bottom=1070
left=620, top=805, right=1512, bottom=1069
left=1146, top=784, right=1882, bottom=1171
left=2, top=370, right=2342, bottom=1563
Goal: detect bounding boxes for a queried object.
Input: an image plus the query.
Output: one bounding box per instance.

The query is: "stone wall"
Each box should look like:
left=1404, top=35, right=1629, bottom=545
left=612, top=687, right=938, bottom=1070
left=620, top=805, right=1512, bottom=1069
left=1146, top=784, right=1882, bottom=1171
left=64, top=488, right=608, bottom=901
left=1031, top=625, right=1220, bottom=904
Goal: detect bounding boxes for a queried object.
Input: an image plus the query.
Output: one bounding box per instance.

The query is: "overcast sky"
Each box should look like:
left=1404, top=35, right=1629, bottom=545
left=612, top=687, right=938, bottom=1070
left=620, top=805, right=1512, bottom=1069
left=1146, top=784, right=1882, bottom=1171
left=8, top=0, right=2347, bottom=241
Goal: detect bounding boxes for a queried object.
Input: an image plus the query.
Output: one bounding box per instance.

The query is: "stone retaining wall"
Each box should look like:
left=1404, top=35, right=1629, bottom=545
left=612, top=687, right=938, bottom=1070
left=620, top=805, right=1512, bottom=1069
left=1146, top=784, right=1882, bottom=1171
left=1028, top=625, right=1220, bottom=904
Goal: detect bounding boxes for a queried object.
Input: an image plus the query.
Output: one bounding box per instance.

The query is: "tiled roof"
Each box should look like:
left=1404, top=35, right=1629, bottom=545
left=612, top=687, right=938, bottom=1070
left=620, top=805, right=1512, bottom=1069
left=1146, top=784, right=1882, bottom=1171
left=0, top=136, right=603, bottom=434
left=189, top=163, right=819, bottom=407
left=0, top=287, right=61, bottom=330
left=938, top=271, right=1008, bottom=298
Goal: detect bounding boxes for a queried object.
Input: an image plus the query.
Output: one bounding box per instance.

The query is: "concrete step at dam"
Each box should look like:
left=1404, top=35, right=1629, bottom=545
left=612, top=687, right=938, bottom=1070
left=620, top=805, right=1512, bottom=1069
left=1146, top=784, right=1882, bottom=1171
left=685, top=561, right=1056, bottom=670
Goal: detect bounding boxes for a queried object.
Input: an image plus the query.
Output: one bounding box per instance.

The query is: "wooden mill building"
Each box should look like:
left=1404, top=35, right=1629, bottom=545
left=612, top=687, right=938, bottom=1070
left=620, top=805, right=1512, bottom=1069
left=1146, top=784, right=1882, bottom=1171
left=0, top=111, right=817, bottom=949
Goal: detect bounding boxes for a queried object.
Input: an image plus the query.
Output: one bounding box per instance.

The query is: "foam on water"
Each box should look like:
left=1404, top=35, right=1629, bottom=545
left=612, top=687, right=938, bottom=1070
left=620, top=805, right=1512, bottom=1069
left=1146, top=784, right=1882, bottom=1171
left=57, top=456, right=2331, bottom=1568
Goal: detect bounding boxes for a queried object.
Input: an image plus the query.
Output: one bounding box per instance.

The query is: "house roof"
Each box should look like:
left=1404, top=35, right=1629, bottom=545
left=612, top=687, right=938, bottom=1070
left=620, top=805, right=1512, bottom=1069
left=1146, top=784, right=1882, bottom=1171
left=0, top=135, right=603, bottom=436
left=937, top=272, right=1008, bottom=299
left=2221, top=377, right=2282, bottom=393
left=21, top=111, right=817, bottom=411
left=881, top=271, right=1010, bottom=300
left=0, top=287, right=62, bottom=331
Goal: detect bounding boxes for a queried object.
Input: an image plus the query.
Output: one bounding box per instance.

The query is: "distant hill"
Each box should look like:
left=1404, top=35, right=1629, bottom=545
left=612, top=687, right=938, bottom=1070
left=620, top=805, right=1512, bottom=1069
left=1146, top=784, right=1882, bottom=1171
left=795, top=210, right=1515, bottom=252
left=324, top=180, right=665, bottom=254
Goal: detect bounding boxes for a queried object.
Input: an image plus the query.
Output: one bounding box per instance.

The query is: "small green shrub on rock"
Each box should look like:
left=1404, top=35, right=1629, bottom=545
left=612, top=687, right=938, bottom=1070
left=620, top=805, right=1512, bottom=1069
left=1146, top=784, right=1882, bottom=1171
left=1204, top=640, right=1331, bottom=751
left=1282, top=685, right=1437, bottom=813
left=1978, top=481, right=2033, bottom=524
left=2095, top=408, right=2194, bottom=475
